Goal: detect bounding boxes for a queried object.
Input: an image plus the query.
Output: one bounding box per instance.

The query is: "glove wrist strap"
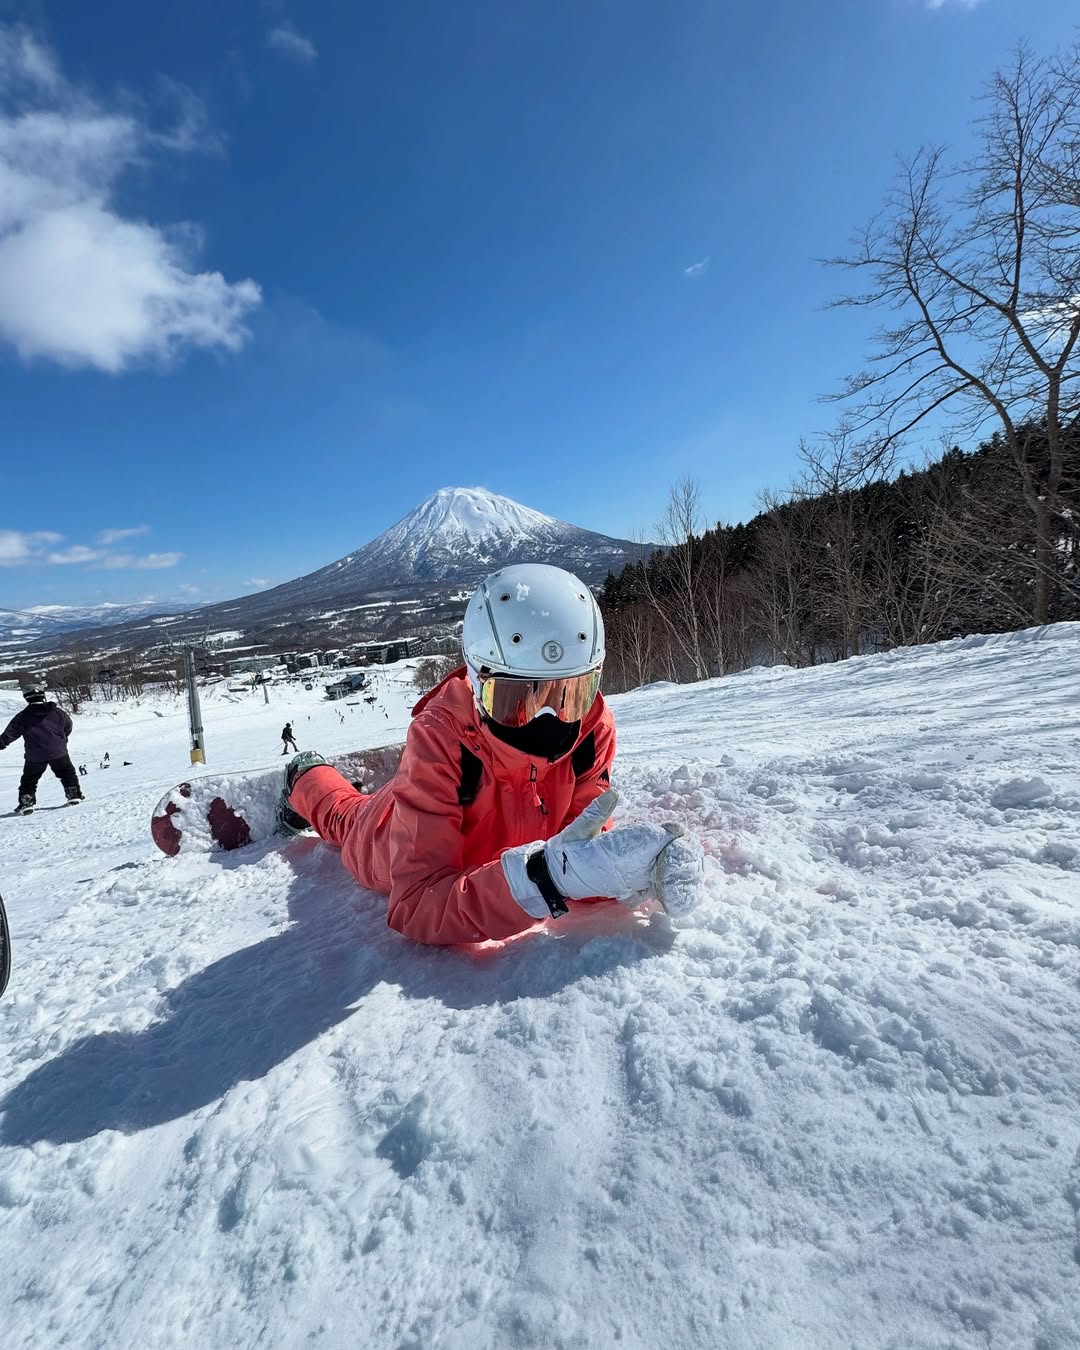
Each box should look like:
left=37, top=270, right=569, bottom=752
left=526, top=849, right=569, bottom=918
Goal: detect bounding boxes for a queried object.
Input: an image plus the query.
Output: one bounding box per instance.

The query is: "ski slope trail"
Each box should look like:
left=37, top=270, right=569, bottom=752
left=1, top=632, right=1079, bottom=1349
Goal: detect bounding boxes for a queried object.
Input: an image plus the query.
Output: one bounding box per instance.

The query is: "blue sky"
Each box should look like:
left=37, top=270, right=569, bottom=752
left=0, top=0, right=1077, bottom=611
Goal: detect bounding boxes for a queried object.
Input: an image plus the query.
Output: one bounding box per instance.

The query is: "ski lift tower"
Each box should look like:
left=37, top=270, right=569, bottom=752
left=184, top=645, right=206, bottom=764
left=159, top=626, right=209, bottom=765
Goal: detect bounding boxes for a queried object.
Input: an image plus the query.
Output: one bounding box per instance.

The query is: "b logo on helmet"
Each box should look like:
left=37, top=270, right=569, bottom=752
left=542, top=640, right=564, bottom=664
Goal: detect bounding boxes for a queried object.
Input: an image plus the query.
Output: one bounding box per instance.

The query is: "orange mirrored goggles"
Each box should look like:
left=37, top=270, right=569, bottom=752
left=478, top=667, right=602, bottom=728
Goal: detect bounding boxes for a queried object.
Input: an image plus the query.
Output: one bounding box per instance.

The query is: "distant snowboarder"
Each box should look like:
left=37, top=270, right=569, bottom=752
left=281, top=723, right=298, bottom=755
left=0, top=686, right=84, bottom=814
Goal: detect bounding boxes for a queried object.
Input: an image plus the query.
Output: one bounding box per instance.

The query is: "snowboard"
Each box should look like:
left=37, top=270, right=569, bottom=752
left=151, top=743, right=405, bottom=857
left=0, top=892, right=10, bottom=998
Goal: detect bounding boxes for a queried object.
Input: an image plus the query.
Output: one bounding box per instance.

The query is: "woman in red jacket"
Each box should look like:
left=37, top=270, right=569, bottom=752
left=280, top=563, right=704, bottom=945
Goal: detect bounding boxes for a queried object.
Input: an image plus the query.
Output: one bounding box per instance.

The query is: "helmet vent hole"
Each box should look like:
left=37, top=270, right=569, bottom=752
left=578, top=632, right=587, bottom=641
left=577, top=593, right=586, bottom=600
left=511, top=633, right=523, bottom=644
left=500, top=593, right=511, bottom=602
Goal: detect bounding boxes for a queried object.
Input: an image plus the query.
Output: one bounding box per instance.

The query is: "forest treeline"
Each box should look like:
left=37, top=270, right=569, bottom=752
left=599, top=425, right=1080, bottom=694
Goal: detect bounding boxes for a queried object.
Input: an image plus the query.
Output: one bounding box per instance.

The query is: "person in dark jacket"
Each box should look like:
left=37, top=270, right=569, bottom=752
left=281, top=722, right=298, bottom=754
left=0, top=686, right=83, bottom=813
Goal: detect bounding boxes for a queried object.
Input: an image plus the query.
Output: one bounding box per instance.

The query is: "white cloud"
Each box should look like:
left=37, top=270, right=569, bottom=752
left=177, top=583, right=201, bottom=595
left=683, top=258, right=709, bottom=279
left=100, top=551, right=184, bottom=570
left=97, top=524, right=150, bottom=545
left=0, top=525, right=183, bottom=569
left=244, top=577, right=271, bottom=588
left=1020, top=294, right=1080, bottom=352
left=0, top=528, right=62, bottom=564
left=923, top=0, right=985, bottom=9
left=267, top=23, right=317, bottom=64
left=0, top=25, right=261, bottom=373
left=47, top=544, right=104, bottom=565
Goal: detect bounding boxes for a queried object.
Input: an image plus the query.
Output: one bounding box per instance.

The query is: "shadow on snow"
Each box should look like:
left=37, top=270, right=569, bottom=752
left=1, top=842, right=675, bottom=1146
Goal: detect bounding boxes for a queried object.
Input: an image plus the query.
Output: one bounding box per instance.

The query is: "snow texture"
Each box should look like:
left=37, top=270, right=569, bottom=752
left=1, top=629, right=1079, bottom=1349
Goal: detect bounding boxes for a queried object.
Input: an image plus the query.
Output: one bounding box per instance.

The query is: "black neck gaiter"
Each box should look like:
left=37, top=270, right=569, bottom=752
left=483, top=713, right=581, bottom=763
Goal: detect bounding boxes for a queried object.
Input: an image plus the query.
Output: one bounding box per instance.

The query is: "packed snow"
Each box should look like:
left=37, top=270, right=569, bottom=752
left=1, top=629, right=1079, bottom=1349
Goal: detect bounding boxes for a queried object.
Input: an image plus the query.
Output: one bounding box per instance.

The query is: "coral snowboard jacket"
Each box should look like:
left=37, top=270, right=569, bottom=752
left=291, top=668, right=615, bottom=945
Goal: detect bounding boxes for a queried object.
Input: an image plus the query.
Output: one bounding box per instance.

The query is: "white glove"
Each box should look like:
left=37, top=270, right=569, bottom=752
left=648, top=823, right=706, bottom=918
left=502, top=789, right=705, bottom=918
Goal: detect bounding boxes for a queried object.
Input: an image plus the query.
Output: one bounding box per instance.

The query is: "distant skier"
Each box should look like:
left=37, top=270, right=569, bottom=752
left=78, top=764, right=88, bottom=776
left=277, top=564, right=705, bottom=945
left=0, top=686, right=84, bottom=814
left=103, top=752, right=110, bottom=764
left=281, top=723, right=298, bottom=755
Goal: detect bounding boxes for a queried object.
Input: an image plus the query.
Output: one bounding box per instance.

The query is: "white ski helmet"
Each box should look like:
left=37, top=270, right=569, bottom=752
left=462, top=563, right=605, bottom=679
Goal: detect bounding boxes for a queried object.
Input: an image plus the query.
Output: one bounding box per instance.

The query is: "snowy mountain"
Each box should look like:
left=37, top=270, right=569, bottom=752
left=234, top=486, right=645, bottom=612
left=340, top=486, right=638, bottom=583
left=2, top=624, right=1079, bottom=1346
left=0, top=601, right=184, bottom=654
left=2, top=488, right=649, bottom=663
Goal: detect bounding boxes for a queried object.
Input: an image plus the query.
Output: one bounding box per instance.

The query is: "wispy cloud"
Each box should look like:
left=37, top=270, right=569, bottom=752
left=100, top=551, right=184, bottom=570
left=47, top=545, right=104, bottom=565
left=244, top=577, right=271, bottom=588
left=148, top=77, right=225, bottom=156
left=0, top=529, right=62, bottom=564
left=267, top=23, right=317, bottom=64
left=97, top=524, right=151, bottom=546
left=0, top=25, right=261, bottom=373
left=683, top=258, right=709, bottom=280
left=923, top=0, right=986, bottom=9
left=0, top=525, right=183, bottom=570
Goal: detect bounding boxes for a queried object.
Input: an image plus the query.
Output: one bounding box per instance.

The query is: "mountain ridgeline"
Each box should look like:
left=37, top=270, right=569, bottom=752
left=2, top=488, right=651, bottom=666
left=223, top=486, right=645, bottom=614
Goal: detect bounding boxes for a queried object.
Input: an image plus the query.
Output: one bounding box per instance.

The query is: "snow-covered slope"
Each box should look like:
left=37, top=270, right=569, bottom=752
left=1, top=627, right=1079, bottom=1348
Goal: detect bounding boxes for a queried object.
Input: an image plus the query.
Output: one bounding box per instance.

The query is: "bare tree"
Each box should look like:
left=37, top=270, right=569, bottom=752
left=603, top=601, right=662, bottom=692
left=637, top=477, right=710, bottom=680
left=828, top=43, right=1080, bottom=622
left=50, top=653, right=94, bottom=713
left=748, top=490, right=826, bottom=667
left=413, top=656, right=458, bottom=692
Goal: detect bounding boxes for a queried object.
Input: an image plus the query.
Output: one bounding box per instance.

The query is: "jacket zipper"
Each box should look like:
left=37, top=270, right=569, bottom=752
left=528, top=763, right=548, bottom=817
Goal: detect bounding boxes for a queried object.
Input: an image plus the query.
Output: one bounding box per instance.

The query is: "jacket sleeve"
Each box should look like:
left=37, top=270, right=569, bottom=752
left=0, top=710, right=25, bottom=751
left=61, top=711, right=72, bottom=738
left=567, top=709, right=616, bottom=823
left=384, top=716, right=542, bottom=946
